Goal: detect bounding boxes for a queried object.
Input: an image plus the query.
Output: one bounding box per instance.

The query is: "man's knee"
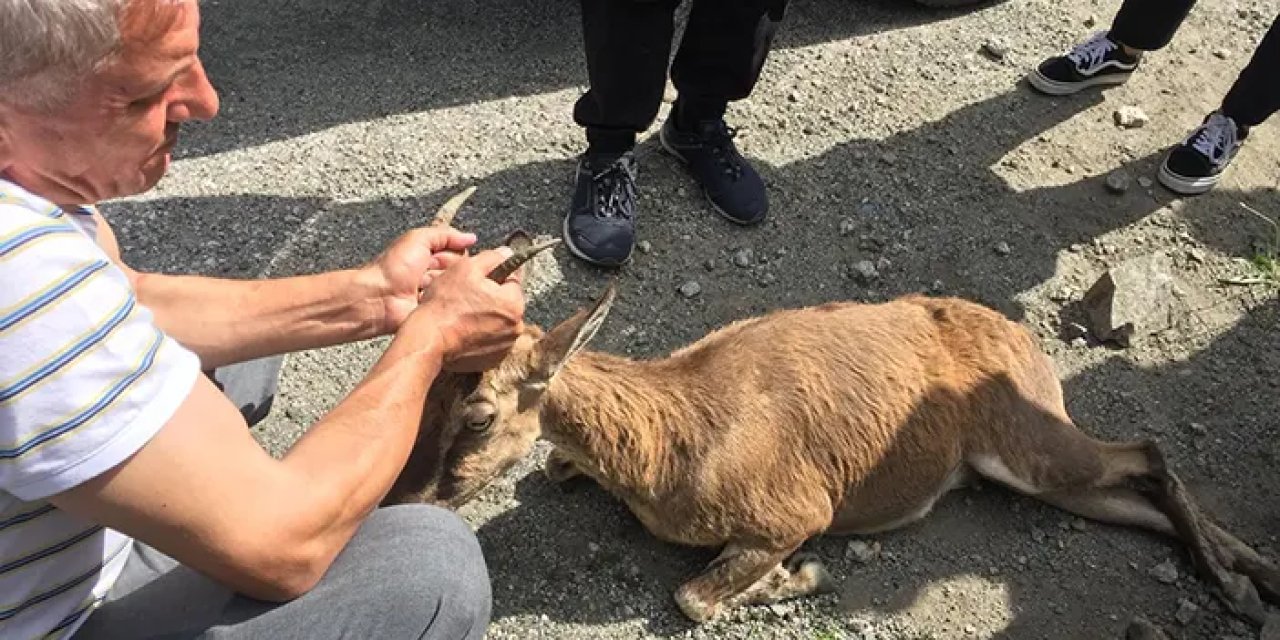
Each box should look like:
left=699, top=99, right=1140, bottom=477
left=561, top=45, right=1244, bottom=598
left=358, top=505, right=492, bottom=638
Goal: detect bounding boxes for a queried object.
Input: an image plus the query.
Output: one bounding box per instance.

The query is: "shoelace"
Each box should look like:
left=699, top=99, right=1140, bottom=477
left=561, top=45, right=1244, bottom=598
left=702, top=123, right=744, bottom=181
left=1066, top=32, right=1119, bottom=71
left=592, top=157, right=637, bottom=219
left=1188, top=113, right=1240, bottom=165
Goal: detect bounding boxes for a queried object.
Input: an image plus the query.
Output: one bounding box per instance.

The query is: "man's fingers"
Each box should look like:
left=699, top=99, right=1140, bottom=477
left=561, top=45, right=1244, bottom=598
left=468, top=246, right=516, bottom=276
left=439, top=230, right=478, bottom=252
left=430, top=252, right=467, bottom=271
left=421, top=247, right=519, bottom=297
left=406, top=226, right=477, bottom=253
left=497, top=277, right=525, bottom=295
left=418, top=269, right=446, bottom=290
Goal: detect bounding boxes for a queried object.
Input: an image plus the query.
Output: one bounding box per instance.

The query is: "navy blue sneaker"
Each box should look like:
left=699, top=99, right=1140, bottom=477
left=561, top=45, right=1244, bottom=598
left=660, top=116, right=768, bottom=225
left=563, top=152, right=638, bottom=267
left=1158, top=111, right=1248, bottom=195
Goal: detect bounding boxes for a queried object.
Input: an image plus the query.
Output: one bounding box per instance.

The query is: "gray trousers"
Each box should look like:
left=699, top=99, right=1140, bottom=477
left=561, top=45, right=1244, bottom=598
left=73, top=356, right=492, bottom=639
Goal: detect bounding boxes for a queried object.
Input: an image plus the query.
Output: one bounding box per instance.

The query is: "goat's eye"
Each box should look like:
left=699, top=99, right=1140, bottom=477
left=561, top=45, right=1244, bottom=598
left=465, top=412, right=496, bottom=432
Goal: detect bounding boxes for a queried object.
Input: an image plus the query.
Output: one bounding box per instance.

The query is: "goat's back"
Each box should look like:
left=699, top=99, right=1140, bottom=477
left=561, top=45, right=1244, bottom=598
left=651, top=295, right=1063, bottom=538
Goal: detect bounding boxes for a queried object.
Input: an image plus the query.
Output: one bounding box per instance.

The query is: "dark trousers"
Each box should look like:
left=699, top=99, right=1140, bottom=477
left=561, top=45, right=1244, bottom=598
left=204, top=355, right=282, bottom=427
left=573, top=0, right=787, bottom=154
left=1111, top=0, right=1280, bottom=127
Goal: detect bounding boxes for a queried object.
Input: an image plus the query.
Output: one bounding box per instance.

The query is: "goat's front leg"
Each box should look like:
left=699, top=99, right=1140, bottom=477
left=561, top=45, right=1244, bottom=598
left=543, top=447, right=586, bottom=484
left=673, top=542, right=834, bottom=622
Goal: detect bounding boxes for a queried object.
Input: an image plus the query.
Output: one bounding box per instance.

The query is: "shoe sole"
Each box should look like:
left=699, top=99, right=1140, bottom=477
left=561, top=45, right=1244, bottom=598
left=1157, top=163, right=1218, bottom=196
left=658, top=125, right=767, bottom=227
left=560, top=212, right=633, bottom=268
left=1027, top=68, right=1132, bottom=96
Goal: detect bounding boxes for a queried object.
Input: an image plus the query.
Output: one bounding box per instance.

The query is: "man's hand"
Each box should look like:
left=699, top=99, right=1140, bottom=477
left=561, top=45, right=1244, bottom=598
left=414, top=247, right=526, bottom=372
left=362, top=226, right=479, bottom=335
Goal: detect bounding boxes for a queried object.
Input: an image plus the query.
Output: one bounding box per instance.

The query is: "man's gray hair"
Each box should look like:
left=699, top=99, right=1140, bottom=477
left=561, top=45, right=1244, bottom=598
left=0, top=0, right=128, bottom=111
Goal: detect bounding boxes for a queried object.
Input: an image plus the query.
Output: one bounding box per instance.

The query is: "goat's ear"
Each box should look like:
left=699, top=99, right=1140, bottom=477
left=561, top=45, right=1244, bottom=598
left=528, top=282, right=617, bottom=385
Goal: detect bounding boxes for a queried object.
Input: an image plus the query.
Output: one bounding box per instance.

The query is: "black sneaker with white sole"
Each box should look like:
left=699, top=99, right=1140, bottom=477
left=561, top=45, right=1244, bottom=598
left=1158, top=111, right=1248, bottom=195
left=1028, top=31, right=1141, bottom=96
left=659, top=116, right=768, bottom=226
left=563, top=152, right=638, bottom=267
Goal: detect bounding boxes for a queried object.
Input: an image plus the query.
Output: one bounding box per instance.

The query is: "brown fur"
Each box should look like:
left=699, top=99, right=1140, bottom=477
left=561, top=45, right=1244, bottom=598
left=385, top=289, right=1280, bottom=626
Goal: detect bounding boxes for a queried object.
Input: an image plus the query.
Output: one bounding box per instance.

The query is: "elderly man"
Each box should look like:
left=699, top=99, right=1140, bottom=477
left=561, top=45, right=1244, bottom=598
left=0, top=1, right=524, bottom=639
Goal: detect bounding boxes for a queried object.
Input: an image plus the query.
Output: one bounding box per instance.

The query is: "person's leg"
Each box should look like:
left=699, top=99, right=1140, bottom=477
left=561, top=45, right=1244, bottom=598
left=668, top=0, right=785, bottom=125
left=571, top=0, right=681, bottom=155
left=73, top=505, right=491, bottom=640
left=563, top=0, right=682, bottom=268
left=1026, top=0, right=1196, bottom=96
left=657, top=0, right=787, bottom=226
left=1107, top=0, right=1196, bottom=51
left=1221, top=15, right=1280, bottom=129
left=204, top=355, right=283, bottom=427
left=1159, top=15, right=1280, bottom=195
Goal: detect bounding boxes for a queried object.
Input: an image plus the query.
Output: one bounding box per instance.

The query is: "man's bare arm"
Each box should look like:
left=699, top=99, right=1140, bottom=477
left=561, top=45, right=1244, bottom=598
left=48, top=248, right=523, bottom=600
left=88, top=209, right=473, bottom=369
left=129, top=268, right=387, bottom=369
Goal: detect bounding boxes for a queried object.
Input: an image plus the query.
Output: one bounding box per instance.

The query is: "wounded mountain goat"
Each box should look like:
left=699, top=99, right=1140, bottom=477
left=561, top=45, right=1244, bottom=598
left=385, top=222, right=1279, bottom=627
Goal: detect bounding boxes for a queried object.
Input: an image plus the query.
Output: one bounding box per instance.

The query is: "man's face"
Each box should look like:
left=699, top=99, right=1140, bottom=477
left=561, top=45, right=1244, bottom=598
left=0, top=1, right=217, bottom=205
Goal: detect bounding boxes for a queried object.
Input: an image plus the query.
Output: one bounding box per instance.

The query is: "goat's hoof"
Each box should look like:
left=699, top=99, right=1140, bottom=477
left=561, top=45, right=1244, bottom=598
left=787, top=553, right=837, bottom=595
left=1262, top=615, right=1280, bottom=640
left=543, top=451, right=581, bottom=484
left=1220, top=572, right=1269, bottom=625
left=784, top=551, right=818, bottom=572
left=1245, top=557, right=1280, bottom=606
left=674, top=585, right=720, bottom=623
left=1125, top=616, right=1170, bottom=640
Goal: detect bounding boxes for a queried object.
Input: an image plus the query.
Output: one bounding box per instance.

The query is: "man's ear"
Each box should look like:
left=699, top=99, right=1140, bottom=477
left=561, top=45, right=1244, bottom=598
left=0, top=111, right=13, bottom=166
left=526, top=283, right=617, bottom=386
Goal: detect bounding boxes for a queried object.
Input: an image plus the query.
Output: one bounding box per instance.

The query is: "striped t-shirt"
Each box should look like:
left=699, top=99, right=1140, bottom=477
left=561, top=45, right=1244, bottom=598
left=0, top=178, right=200, bottom=639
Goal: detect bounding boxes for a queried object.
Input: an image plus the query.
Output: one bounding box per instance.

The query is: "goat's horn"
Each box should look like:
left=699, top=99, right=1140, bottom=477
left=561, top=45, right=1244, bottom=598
left=488, top=238, right=562, bottom=282
left=431, top=186, right=477, bottom=227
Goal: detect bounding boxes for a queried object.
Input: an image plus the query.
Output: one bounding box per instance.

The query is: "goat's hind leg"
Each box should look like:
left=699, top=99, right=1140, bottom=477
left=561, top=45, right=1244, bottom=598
left=1202, top=519, right=1280, bottom=604
left=1142, top=451, right=1280, bottom=623
left=1031, top=440, right=1180, bottom=535
left=1029, top=476, right=1277, bottom=617
left=985, top=421, right=1280, bottom=626
left=674, top=543, right=835, bottom=622
left=1093, top=442, right=1280, bottom=622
